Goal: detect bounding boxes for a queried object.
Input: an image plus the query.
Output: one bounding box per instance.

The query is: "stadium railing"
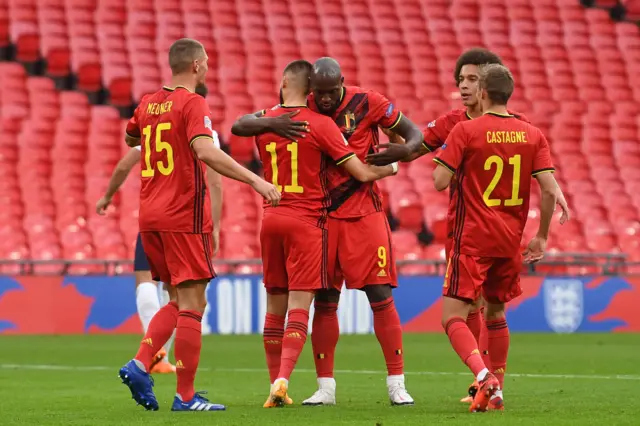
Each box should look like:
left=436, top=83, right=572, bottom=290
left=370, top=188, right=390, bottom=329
left=0, top=252, right=629, bottom=276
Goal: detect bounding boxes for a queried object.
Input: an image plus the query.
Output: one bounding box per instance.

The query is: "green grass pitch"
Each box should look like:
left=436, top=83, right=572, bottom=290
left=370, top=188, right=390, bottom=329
left=0, top=333, right=638, bottom=425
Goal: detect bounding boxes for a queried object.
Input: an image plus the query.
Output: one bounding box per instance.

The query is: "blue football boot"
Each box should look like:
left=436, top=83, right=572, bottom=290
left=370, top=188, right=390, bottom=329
left=118, top=360, right=159, bottom=411
left=171, top=391, right=226, bottom=411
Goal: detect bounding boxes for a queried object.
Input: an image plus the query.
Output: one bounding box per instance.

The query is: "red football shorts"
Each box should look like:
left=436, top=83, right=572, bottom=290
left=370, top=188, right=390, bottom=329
left=443, top=252, right=522, bottom=304
left=328, top=211, right=397, bottom=290
left=260, top=212, right=331, bottom=293
left=140, top=231, right=216, bottom=286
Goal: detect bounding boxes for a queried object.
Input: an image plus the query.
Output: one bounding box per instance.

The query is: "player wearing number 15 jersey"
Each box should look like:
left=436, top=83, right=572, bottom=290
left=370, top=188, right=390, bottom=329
left=118, top=38, right=279, bottom=413
left=433, top=64, right=559, bottom=413
left=257, top=60, right=399, bottom=408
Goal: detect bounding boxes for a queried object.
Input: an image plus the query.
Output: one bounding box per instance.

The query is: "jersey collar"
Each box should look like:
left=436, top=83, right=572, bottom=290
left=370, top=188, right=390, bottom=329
left=162, top=85, right=192, bottom=93
left=484, top=111, right=515, bottom=118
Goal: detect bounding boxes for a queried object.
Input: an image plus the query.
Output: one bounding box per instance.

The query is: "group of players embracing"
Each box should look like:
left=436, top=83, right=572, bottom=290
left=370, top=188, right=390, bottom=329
left=111, top=38, right=570, bottom=413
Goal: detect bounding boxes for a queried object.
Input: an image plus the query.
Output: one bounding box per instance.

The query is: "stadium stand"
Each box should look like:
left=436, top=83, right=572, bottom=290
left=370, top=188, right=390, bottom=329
left=1, top=0, right=640, bottom=274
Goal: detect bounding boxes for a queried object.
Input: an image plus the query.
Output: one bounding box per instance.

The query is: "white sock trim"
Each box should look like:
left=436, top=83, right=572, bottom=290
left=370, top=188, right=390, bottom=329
left=477, top=368, right=489, bottom=382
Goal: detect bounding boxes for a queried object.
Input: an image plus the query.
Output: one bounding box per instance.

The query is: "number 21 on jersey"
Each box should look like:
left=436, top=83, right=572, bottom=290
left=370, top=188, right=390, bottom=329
left=265, top=142, right=303, bottom=193
left=483, top=154, right=523, bottom=207
left=141, top=123, right=174, bottom=177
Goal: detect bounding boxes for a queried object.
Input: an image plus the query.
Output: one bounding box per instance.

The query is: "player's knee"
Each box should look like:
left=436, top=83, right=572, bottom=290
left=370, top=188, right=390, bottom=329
left=484, top=302, right=506, bottom=321
left=364, top=284, right=393, bottom=303
left=135, top=271, right=153, bottom=285
left=288, top=291, right=315, bottom=311
left=315, top=288, right=341, bottom=304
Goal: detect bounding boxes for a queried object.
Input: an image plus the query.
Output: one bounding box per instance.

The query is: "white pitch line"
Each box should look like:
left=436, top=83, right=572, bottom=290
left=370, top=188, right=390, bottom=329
left=1, top=364, right=638, bottom=381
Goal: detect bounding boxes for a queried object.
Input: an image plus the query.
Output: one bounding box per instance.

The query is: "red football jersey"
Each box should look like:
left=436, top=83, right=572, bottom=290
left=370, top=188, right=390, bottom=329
left=126, top=86, right=214, bottom=233
left=424, top=108, right=531, bottom=242
left=309, top=86, right=402, bottom=219
left=256, top=105, right=355, bottom=228
left=434, top=112, right=554, bottom=257
left=423, top=108, right=530, bottom=152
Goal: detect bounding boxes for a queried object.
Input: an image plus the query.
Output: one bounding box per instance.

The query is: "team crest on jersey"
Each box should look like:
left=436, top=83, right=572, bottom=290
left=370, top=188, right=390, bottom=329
left=543, top=279, right=584, bottom=333
left=343, top=111, right=357, bottom=134
left=427, top=120, right=436, bottom=128
left=204, top=116, right=212, bottom=131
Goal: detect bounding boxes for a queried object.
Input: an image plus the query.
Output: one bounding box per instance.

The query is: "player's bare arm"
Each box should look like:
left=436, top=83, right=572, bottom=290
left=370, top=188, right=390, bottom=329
left=231, top=110, right=309, bottom=142
left=206, top=166, right=223, bottom=255
left=377, top=128, right=428, bottom=163
left=364, top=115, right=424, bottom=165
left=192, top=138, right=281, bottom=206
left=96, top=148, right=141, bottom=215
left=524, top=172, right=558, bottom=264
left=341, top=156, right=398, bottom=182
left=432, top=162, right=454, bottom=192
left=555, top=185, right=570, bottom=224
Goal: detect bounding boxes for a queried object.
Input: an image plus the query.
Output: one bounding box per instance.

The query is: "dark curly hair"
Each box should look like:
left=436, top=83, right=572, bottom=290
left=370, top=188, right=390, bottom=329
left=454, top=48, right=503, bottom=87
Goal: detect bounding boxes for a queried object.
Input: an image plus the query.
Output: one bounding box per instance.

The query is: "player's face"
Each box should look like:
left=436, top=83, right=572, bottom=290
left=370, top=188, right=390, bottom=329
left=458, top=64, right=480, bottom=107
left=194, top=51, right=209, bottom=85
left=311, top=74, right=343, bottom=115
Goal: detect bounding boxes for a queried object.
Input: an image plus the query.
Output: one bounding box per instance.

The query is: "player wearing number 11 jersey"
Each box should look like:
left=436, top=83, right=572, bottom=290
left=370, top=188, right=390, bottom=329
left=257, top=60, right=399, bottom=408
left=433, top=64, right=559, bottom=412
left=118, top=38, right=279, bottom=413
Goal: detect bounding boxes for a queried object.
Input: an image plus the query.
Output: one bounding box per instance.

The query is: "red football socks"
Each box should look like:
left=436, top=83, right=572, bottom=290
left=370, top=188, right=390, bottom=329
left=277, top=309, right=309, bottom=381
left=174, top=310, right=202, bottom=401
left=371, top=297, right=404, bottom=376
left=444, top=317, right=487, bottom=377
left=134, top=301, right=178, bottom=371
left=479, top=314, right=491, bottom=369
left=468, top=307, right=491, bottom=368
left=263, top=313, right=285, bottom=383
left=311, top=301, right=339, bottom=378
left=486, top=317, right=510, bottom=388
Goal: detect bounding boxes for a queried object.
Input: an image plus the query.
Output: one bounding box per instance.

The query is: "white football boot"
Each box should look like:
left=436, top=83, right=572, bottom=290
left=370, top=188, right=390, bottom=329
left=387, top=375, right=414, bottom=406
left=302, top=378, right=336, bottom=406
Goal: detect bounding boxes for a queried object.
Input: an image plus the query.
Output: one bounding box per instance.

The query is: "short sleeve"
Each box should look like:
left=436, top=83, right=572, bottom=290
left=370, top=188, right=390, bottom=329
left=183, top=95, right=214, bottom=145
left=125, top=105, right=141, bottom=138
left=368, top=90, right=402, bottom=130
left=134, top=145, right=141, bottom=151
left=532, top=131, right=555, bottom=176
left=423, top=113, right=455, bottom=152
left=433, top=122, right=467, bottom=173
left=315, top=119, right=355, bottom=165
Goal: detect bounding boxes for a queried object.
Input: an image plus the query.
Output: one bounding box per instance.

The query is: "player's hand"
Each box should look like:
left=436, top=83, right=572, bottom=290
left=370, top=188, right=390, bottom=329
left=252, top=179, right=281, bottom=207
left=96, top=196, right=112, bottom=215
left=267, top=111, right=309, bottom=142
left=556, top=193, right=570, bottom=225
left=523, top=236, right=547, bottom=264
left=213, top=230, right=220, bottom=256
left=365, top=143, right=411, bottom=166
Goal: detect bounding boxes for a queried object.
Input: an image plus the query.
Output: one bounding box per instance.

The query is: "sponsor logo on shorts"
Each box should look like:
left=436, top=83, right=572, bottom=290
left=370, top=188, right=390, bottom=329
left=377, top=269, right=387, bottom=277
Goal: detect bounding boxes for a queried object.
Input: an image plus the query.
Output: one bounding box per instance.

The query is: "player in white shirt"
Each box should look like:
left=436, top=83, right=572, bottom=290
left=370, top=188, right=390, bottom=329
left=96, top=86, right=223, bottom=373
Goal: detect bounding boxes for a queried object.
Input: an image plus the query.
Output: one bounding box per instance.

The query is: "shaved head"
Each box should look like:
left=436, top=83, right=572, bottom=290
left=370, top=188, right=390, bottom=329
left=313, top=57, right=342, bottom=80
left=283, top=60, right=313, bottom=94
left=311, top=57, right=344, bottom=115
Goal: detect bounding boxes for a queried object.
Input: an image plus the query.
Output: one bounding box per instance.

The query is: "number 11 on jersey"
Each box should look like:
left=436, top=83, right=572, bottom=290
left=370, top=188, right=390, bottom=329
left=265, top=142, right=304, bottom=193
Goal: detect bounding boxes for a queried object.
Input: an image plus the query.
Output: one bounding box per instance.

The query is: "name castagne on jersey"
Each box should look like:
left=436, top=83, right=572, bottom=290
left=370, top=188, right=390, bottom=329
left=486, top=130, right=528, bottom=144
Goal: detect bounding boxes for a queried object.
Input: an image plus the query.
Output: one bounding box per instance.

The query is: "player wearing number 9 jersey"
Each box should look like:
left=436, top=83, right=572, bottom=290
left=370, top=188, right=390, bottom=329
left=433, top=64, right=559, bottom=413
left=118, top=38, right=280, bottom=414
left=257, top=60, right=399, bottom=408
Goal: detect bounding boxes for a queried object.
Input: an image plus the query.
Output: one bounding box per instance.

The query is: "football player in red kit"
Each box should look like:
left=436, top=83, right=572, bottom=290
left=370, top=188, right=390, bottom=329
left=366, top=48, right=570, bottom=403
left=256, top=60, right=399, bottom=407
left=232, top=57, right=424, bottom=406
left=117, top=38, right=280, bottom=412
left=432, top=64, right=559, bottom=412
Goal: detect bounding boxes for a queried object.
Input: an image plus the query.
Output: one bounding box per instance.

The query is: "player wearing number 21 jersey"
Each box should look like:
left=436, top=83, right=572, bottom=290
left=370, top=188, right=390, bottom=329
left=256, top=60, right=399, bottom=408
left=434, top=64, right=558, bottom=413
